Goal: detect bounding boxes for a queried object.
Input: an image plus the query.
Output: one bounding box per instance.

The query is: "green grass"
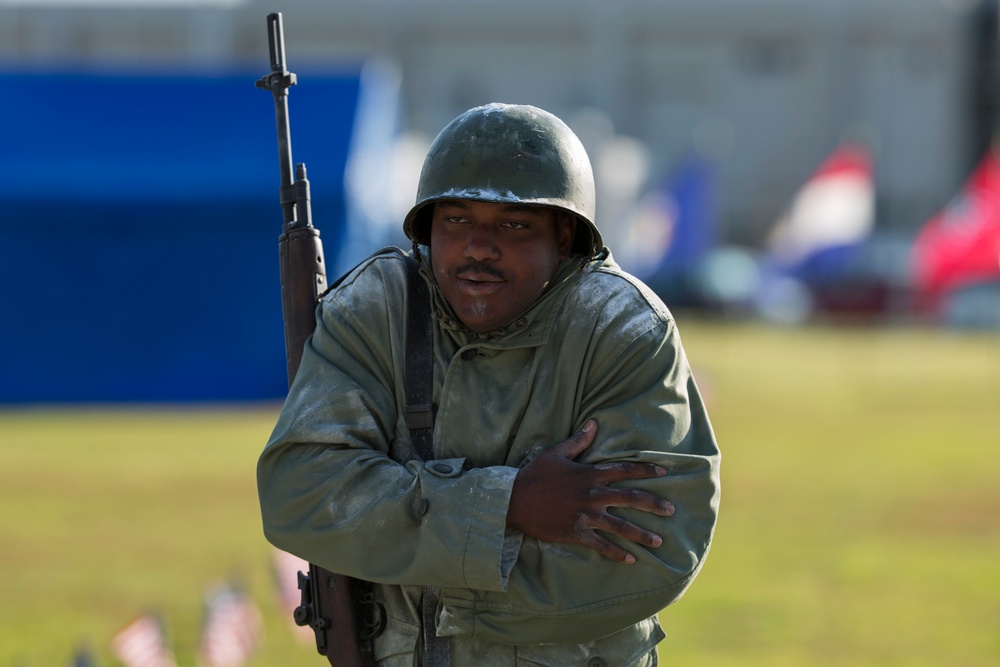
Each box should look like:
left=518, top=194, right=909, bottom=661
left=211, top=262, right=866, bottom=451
left=1, top=406, right=318, bottom=666
left=2, top=321, right=998, bottom=666
left=658, top=320, right=1000, bottom=666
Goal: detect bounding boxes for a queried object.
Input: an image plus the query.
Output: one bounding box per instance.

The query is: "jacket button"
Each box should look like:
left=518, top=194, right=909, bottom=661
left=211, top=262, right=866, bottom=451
left=432, top=463, right=452, bottom=474
left=417, top=499, right=429, bottom=517
left=515, top=318, right=528, bottom=328
left=587, top=658, right=607, bottom=667
left=461, top=348, right=478, bottom=360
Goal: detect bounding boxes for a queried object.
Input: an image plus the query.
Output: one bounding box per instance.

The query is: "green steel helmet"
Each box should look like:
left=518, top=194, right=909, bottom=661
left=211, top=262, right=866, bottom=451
left=403, top=103, right=602, bottom=256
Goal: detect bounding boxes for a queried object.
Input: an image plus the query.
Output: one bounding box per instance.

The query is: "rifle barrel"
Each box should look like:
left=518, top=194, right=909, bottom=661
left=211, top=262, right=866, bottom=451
left=257, top=12, right=372, bottom=667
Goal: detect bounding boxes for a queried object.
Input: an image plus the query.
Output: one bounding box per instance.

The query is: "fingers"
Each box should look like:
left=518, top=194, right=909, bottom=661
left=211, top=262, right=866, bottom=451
left=546, top=419, right=598, bottom=461
left=594, top=460, right=668, bottom=482
left=524, top=419, right=677, bottom=564
left=579, top=490, right=673, bottom=564
left=578, top=514, right=663, bottom=564
left=591, top=511, right=663, bottom=550
left=603, top=486, right=675, bottom=517
left=578, top=531, right=641, bottom=565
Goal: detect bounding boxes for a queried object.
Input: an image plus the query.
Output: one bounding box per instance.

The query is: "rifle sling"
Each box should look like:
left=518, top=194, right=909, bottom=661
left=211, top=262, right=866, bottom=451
left=404, top=254, right=435, bottom=448
left=403, top=255, right=451, bottom=667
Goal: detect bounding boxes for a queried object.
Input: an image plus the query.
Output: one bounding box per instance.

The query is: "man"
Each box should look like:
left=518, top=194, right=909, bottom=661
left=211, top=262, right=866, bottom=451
left=257, top=103, right=720, bottom=666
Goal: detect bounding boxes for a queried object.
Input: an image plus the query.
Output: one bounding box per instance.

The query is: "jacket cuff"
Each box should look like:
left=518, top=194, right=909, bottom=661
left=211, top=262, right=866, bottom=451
left=461, top=465, right=519, bottom=591
left=500, top=528, right=525, bottom=588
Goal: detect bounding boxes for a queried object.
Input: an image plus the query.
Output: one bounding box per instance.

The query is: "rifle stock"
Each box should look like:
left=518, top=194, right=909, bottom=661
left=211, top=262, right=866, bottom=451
left=256, top=12, right=379, bottom=667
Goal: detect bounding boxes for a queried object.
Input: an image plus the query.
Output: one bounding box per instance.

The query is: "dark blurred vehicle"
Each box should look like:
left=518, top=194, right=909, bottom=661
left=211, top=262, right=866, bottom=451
left=788, top=231, right=916, bottom=322
left=940, top=280, right=1000, bottom=329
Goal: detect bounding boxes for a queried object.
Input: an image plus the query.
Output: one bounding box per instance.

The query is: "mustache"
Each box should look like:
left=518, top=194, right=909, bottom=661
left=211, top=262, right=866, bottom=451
left=454, top=261, right=505, bottom=280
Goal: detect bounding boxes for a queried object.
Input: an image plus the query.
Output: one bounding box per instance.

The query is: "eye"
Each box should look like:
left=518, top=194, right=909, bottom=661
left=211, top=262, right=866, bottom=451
left=503, top=220, right=529, bottom=230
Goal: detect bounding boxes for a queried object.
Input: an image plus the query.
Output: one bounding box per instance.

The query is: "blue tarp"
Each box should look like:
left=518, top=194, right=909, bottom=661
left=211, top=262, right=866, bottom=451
left=0, top=68, right=361, bottom=402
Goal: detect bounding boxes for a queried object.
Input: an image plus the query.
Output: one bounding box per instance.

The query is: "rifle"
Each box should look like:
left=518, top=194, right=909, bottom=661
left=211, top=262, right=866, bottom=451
left=256, top=12, right=382, bottom=666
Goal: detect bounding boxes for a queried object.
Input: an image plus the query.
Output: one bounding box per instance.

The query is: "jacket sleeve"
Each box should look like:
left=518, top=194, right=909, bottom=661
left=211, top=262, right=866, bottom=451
left=257, top=256, right=517, bottom=593
left=436, top=279, right=721, bottom=645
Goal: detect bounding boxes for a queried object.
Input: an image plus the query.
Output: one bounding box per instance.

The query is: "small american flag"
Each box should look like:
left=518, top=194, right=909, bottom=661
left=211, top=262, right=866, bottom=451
left=110, top=614, right=177, bottom=667
left=271, top=548, right=315, bottom=643
left=198, top=584, right=264, bottom=667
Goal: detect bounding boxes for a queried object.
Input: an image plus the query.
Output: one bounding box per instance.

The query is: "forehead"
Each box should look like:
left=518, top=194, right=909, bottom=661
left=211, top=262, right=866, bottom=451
left=434, top=199, right=556, bottom=218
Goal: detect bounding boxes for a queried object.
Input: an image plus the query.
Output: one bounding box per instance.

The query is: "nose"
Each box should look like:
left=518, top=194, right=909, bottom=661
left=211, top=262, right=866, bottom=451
left=463, top=226, right=500, bottom=262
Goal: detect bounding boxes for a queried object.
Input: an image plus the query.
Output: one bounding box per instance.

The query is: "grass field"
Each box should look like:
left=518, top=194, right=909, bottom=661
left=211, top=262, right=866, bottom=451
left=2, top=321, right=998, bottom=666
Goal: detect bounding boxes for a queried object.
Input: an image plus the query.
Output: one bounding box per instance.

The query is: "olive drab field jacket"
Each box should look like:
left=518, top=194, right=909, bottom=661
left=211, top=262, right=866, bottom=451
left=257, top=248, right=721, bottom=666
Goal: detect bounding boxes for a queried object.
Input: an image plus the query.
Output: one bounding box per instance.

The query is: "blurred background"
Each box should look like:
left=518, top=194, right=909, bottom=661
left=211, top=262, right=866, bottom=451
left=3, top=0, right=1000, bottom=402
left=1, top=0, right=998, bottom=665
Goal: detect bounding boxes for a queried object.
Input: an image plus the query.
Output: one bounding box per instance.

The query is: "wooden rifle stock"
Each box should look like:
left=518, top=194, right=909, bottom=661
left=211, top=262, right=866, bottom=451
left=256, top=12, right=380, bottom=667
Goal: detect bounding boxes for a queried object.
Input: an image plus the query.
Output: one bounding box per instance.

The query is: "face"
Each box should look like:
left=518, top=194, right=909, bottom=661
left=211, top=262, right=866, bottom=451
left=429, top=200, right=575, bottom=334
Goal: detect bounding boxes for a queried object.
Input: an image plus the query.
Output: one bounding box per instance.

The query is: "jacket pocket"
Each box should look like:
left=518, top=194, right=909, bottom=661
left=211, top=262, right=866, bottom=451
left=372, top=615, right=419, bottom=666
left=514, top=616, right=664, bottom=666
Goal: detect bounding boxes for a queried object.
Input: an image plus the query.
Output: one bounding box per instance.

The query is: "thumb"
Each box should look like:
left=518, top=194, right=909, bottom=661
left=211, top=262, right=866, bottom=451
left=547, top=419, right=598, bottom=461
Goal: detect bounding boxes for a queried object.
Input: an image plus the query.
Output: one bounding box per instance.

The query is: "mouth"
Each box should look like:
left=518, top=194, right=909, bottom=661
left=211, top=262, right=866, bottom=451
left=456, top=274, right=504, bottom=296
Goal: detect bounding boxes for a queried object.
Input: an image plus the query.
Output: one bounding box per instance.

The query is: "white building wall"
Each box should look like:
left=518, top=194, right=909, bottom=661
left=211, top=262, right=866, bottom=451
left=0, top=0, right=986, bottom=242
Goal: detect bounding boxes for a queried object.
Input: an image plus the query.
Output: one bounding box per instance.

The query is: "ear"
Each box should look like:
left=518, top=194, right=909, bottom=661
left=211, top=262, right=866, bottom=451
left=557, top=213, right=576, bottom=259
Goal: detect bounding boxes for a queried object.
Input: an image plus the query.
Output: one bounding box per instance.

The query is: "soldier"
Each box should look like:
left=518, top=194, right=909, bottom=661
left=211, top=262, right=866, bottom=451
left=258, top=103, right=720, bottom=666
